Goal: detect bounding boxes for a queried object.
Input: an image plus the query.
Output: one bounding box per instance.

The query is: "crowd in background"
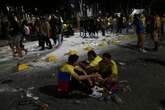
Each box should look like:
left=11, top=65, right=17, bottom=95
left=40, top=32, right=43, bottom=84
left=0, top=13, right=64, bottom=57
left=80, top=15, right=132, bottom=38
left=0, top=11, right=165, bottom=57
left=80, top=13, right=165, bottom=38
left=79, top=13, right=165, bottom=52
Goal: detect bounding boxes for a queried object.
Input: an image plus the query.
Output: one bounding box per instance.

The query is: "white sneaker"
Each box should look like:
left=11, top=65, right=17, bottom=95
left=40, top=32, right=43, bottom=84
left=89, top=86, right=104, bottom=98
left=92, top=86, right=104, bottom=92
left=139, top=48, right=147, bottom=53
left=89, top=91, right=103, bottom=98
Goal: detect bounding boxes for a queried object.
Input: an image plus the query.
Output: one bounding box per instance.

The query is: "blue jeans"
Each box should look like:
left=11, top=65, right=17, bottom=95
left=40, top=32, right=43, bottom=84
left=56, top=34, right=63, bottom=46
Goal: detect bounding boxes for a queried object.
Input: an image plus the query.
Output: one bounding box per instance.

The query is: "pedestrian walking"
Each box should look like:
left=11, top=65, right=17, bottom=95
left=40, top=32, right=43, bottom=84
left=40, top=17, right=52, bottom=50
left=153, top=14, right=161, bottom=51
left=133, top=14, right=146, bottom=53
left=34, top=18, right=42, bottom=47
left=9, top=15, right=23, bottom=57
left=161, top=14, right=165, bottom=35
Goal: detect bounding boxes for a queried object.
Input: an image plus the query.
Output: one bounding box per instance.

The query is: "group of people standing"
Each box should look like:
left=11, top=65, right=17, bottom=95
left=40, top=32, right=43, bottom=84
left=35, top=15, right=64, bottom=51
left=1, top=12, right=165, bottom=57
left=0, top=13, right=64, bottom=57
left=79, top=13, right=165, bottom=53
left=79, top=15, right=132, bottom=38
left=133, top=13, right=164, bottom=52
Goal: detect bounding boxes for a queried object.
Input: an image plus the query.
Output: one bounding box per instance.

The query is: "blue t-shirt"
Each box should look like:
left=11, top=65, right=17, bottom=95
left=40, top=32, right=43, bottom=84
left=134, top=18, right=145, bottom=34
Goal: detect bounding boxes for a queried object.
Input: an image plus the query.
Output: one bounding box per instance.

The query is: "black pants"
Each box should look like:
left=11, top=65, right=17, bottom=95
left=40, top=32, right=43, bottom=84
left=117, top=26, right=122, bottom=33
left=51, top=33, right=57, bottom=46
left=52, top=33, right=63, bottom=47
left=101, top=28, right=105, bottom=36
left=70, top=78, right=92, bottom=94
left=37, top=33, right=42, bottom=47
left=40, top=34, right=52, bottom=49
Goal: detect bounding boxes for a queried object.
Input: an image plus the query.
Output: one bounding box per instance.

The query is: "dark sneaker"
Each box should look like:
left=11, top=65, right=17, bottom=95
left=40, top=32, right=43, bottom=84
left=47, top=47, right=52, bottom=49
left=39, top=48, right=45, bottom=51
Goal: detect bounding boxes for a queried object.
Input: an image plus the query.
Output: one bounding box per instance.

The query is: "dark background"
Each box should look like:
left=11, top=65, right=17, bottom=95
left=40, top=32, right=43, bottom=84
left=0, top=0, right=165, bottom=14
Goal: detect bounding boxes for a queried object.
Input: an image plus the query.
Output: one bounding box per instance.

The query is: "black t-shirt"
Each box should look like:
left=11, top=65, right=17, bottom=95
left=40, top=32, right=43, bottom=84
left=50, top=17, right=62, bottom=34
left=49, top=18, right=56, bottom=32
left=10, top=19, right=22, bottom=35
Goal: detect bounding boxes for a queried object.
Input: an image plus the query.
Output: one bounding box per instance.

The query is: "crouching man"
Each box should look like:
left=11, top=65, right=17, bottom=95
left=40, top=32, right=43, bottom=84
left=57, top=51, right=101, bottom=95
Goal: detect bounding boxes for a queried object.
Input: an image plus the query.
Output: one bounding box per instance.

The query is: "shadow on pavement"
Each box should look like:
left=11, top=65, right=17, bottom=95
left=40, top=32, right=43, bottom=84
left=140, top=58, right=165, bottom=66
left=39, top=85, right=88, bottom=99
left=144, top=47, right=154, bottom=52
left=160, top=43, right=165, bottom=47
left=117, top=43, right=154, bottom=52
left=1, top=79, right=13, bottom=84
left=117, top=43, right=137, bottom=51
left=160, top=99, right=165, bottom=107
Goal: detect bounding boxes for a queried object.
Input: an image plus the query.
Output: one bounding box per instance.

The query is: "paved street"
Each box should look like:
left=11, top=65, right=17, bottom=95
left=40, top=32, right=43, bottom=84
left=0, top=33, right=165, bottom=110
left=0, top=32, right=135, bottom=78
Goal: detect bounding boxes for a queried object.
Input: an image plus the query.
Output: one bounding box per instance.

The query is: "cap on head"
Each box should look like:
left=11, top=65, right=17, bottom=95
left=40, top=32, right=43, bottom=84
left=65, top=49, right=79, bottom=56
left=83, top=46, right=94, bottom=52
left=87, top=50, right=96, bottom=57
left=103, top=53, right=111, bottom=59
left=68, top=54, right=79, bottom=65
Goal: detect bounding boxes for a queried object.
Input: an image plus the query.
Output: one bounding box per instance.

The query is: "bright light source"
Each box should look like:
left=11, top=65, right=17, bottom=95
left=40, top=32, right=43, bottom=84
left=6, top=6, right=9, bottom=11
left=131, top=9, right=144, bottom=16
left=116, top=13, right=121, bottom=17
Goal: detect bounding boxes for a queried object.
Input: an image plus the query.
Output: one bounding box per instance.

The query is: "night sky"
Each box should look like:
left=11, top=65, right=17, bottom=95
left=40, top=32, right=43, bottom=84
left=0, top=0, right=165, bottom=13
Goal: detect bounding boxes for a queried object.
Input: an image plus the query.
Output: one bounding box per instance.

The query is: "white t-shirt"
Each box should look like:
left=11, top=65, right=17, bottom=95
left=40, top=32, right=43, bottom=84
left=24, top=25, right=30, bottom=35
